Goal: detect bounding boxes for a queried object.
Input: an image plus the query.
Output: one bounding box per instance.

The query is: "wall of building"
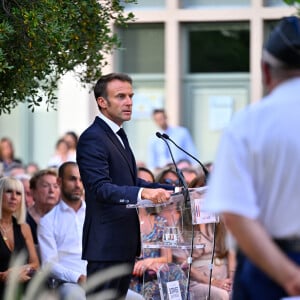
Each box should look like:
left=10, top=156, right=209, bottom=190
left=0, top=0, right=296, bottom=169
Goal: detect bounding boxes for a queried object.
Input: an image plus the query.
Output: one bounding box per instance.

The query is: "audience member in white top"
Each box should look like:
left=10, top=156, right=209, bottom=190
left=38, top=162, right=86, bottom=300
left=47, top=138, right=70, bottom=168
left=63, top=131, right=78, bottom=162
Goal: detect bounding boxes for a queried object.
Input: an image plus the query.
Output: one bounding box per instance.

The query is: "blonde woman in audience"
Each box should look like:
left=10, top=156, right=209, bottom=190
left=0, top=177, right=39, bottom=298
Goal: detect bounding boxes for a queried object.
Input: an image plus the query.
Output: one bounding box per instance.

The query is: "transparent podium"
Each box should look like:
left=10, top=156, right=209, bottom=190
left=127, top=187, right=219, bottom=300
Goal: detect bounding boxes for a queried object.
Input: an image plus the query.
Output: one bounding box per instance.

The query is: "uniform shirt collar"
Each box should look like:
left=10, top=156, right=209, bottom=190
left=59, top=199, right=86, bottom=212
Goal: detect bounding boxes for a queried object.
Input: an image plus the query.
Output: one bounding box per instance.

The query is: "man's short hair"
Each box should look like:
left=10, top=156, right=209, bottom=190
left=29, top=168, right=57, bottom=190
left=152, top=108, right=166, bottom=116
left=58, top=161, right=78, bottom=178
left=94, top=73, right=132, bottom=100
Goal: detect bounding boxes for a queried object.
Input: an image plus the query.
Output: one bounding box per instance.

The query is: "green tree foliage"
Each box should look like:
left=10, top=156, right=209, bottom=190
left=0, top=0, right=136, bottom=114
left=284, top=0, right=300, bottom=5
left=284, top=0, right=300, bottom=12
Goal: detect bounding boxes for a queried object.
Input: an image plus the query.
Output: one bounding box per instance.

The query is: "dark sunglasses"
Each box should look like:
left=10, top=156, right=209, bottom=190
left=164, top=179, right=180, bottom=186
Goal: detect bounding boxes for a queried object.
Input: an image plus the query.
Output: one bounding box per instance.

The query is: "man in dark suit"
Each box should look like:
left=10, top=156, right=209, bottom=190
left=77, top=73, right=173, bottom=299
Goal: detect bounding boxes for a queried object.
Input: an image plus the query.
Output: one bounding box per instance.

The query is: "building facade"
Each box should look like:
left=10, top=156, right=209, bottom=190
left=0, top=0, right=296, bottom=169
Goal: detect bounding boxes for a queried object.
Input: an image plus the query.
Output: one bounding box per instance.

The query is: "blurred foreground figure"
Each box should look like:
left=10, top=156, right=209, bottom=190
left=204, top=16, right=300, bottom=300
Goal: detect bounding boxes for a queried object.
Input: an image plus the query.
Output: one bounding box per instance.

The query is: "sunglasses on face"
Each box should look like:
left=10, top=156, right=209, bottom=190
left=163, top=179, right=180, bottom=186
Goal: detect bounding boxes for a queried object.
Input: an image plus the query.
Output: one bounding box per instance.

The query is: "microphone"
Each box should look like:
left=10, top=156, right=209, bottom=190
left=161, top=133, right=209, bottom=180
left=156, top=131, right=193, bottom=300
left=155, top=132, right=188, bottom=190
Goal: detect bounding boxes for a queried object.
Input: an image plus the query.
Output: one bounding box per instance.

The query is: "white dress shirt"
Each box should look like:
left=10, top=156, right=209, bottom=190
left=38, top=200, right=87, bottom=283
left=97, top=112, right=144, bottom=202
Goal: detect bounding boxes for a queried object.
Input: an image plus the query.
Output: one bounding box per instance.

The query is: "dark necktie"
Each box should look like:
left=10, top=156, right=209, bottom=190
left=117, top=128, right=137, bottom=177
left=117, top=128, right=132, bottom=158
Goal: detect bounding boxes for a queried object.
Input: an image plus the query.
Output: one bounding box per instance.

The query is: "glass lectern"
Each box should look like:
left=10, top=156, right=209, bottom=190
left=127, top=187, right=219, bottom=300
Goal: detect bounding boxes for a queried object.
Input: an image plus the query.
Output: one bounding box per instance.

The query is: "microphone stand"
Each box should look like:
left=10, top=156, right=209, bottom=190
left=156, top=132, right=193, bottom=300
left=161, top=133, right=209, bottom=182
left=207, top=222, right=217, bottom=300
left=159, top=132, right=217, bottom=300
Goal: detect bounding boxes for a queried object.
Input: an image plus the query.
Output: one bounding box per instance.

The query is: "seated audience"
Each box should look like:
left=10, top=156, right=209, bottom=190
left=63, top=131, right=78, bottom=162
left=204, top=161, right=213, bottom=173
left=27, top=169, right=60, bottom=244
left=189, top=173, right=206, bottom=189
left=0, top=138, right=22, bottom=175
left=155, top=167, right=182, bottom=228
left=172, top=174, right=235, bottom=300
left=181, top=167, right=198, bottom=186
left=47, top=138, right=70, bottom=169
left=155, top=167, right=179, bottom=187
left=38, top=162, right=86, bottom=300
left=14, top=174, right=34, bottom=208
left=4, top=162, right=25, bottom=178
left=185, top=222, right=235, bottom=300
left=25, top=162, right=39, bottom=177
left=176, top=159, right=193, bottom=170
left=130, top=167, right=172, bottom=299
left=0, top=177, right=39, bottom=298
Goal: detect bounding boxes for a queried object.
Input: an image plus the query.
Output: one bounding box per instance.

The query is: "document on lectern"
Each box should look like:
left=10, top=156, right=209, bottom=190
left=127, top=189, right=207, bottom=249
left=189, top=187, right=219, bottom=224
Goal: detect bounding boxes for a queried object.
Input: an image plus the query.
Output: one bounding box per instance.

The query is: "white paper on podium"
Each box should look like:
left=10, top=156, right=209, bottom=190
left=166, top=280, right=182, bottom=300
left=189, top=187, right=219, bottom=224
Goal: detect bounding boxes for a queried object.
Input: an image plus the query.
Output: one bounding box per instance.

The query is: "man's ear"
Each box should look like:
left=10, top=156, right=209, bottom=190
left=261, top=61, right=272, bottom=89
left=96, top=97, right=107, bottom=110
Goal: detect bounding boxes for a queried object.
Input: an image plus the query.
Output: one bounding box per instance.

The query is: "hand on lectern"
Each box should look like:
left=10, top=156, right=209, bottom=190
left=141, top=188, right=172, bottom=204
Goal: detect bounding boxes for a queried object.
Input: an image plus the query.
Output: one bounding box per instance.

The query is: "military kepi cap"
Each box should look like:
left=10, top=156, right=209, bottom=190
left=264, top=16, right=300, bottom=68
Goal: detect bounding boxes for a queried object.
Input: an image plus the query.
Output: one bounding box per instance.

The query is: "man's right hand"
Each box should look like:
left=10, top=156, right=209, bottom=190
left=141, top=188, right=172, bottom=204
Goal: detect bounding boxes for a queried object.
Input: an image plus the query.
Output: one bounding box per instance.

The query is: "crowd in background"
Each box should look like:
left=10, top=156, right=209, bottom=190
left=0, top=127, right=234, bottom=300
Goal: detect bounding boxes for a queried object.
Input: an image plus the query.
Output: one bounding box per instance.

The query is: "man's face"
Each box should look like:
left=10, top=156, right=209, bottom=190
left=32, top=175, right=60, bottom=207
left=59, top=165, right=83, bottom=202
left=153, top=112, right=168, bottom=130
left=97, top=79, right=134, bottom=126
left=64, top=134, right=76, bottom=149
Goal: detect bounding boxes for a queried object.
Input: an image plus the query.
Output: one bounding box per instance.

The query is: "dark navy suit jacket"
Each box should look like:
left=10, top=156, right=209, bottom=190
left=77, top=117, right=172, bottom=263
